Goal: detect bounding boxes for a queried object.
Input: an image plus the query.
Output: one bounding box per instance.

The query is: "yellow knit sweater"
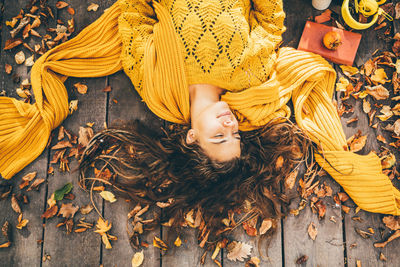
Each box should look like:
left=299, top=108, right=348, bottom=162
left=0, top=0, right=399, bottom=215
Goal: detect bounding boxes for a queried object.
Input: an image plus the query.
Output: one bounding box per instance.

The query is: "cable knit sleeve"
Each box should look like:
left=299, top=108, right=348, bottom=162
left=248, top=0, right=286, bottom=51
left=118, top=0, right=157, bottom=93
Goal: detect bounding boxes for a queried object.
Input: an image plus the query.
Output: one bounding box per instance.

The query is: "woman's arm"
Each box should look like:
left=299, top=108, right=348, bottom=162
left=247, top=0, right=286, bottom=52
left=118, top=0, right=157, bottom=92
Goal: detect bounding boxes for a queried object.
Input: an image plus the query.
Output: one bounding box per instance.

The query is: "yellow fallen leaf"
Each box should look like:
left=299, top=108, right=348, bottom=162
left=100, top=191, right=117, bottom=203
left=94, top=217, right=112, bottom=234
left=340, top=65, right=359, bottom=76
left=365, top=85, right=389, bottom=100
left=153, top=236, right=168, bottom=250
left=101, top=233, right=112, bottom=249
left=73, top=82, right=88, bottom=95
left=363, top=59, right=374, bottom=76
left=335, top=77, right=350, bottom=92
left=174, top=236, right=182, bottom=247
left=16, top=219, right=29, bottom=230
left=381, top=153, right=396, bottom=169
left=371, top=68, right=389, bottom=84
left=377, top=105, right=393, bottom=121
left=132, top=250, right=144, bottom=267
left=69, top=100, right=78, bottom=114
left=87, top=3, right=99, bottom=11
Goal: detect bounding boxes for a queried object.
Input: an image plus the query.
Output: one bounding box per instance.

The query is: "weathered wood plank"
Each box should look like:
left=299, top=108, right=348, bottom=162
left=340, top=9, right=400, bottom=266
left=41, top=1, right=108, bottom=266
left=0, top=0, right=54, bottom=266
left=102, top=70, right=162, bottom=267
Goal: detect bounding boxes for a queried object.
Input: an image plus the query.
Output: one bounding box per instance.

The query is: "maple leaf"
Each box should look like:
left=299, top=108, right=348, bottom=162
left=58, top=203, right=79, bottom=218
left=226, top=241, right=252, bottom=262
left=95, top=217, right=112, bottom=234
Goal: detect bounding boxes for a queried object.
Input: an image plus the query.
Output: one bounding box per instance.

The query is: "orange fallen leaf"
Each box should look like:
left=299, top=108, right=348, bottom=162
left=5, top=64, right=12, bottom=74
left=315, top=9, right=332, bottom=24
left=374, top=230, right=400, bottom=248
left=74, top=82, right=88, bottom=94
left=56, top=1, right=69, bottom=9
left=307, top=222, right=317, bottom=240
left=153, top=236, right=168, bottom=250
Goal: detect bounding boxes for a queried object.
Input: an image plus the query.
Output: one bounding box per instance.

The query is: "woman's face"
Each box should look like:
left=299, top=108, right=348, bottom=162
left=187, top=101, right=241, bottom=161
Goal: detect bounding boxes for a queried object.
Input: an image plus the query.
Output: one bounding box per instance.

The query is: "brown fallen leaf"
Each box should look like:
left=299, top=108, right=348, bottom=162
left=315, top=9, right=331, bottom=24
left=80, top=204, right=94, bottom=215
left=296, top=255, right=308, bottom=265
left=245, top=257, right=260, bottom=267
left=346, top=117, right=358, bottom=125
left=56, top=1, right=69, bottom=9
left=374, top=230, right=400, bottom=248
left=379, top=252, right=387, bottom=261
left=67, top=7, right=75, bottom=15
left=11, top=194, right=21, bottom=214
left=308, top=222, right=317, bottom=240
left=73, top=82, right=87, bottom=94
left=26, top=178, right=45, bottom=191
left=382, top=216, right=400, bottom=230
left=377, top=135, right=387, bottom=143
left=5, top=64, right=12, bottom=74
left=365, top=85, right=390, bottom=100
left=16, top=218, right=29, bottom=230
left=41, top=205, right=58, bottom=219
left=4, top=38, right=23, bottom=50
left=347, top=131, right=367, bottom=152
left=58, top=203, right=79, bottom=218
left=78, top=127, right=94, bottom=147
left=102, top=85, right=112, bottom=92
left=355, top=228, right=373, bottom=239
left=259, top=219, right=273, bottom=235
left=356, top=260, right=362, bottom=267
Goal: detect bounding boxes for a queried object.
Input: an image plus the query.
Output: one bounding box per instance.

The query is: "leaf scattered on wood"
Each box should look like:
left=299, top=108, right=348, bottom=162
left=374, top=230, right=400, bottom=248
left=153, top=236, right=168, bottom=251
left=41, top=205, right=58, bottom=219
left=58, top=203, right=79, bottom=218
left=73, top=82, right=88, bottom=95
left=226, top=241, right=252, bottom=262
left=27, top=178, right=45, bottom=191
left=100, top=191, right=117, bottom=203
left=87, top=3, right=99, bottom=12
left=355, top=228, right=373, bottom=239
left=78, top=127, right=94, bottom=147
left=16, top=217, right=29, bottom=230
left=5, top=64, right=12, bottom=74
left=56, top=1, right=69, bottom=9
left=54, top=182, right=73, bottom=201
left=15, top=51, right=25, bottom=64
left=379, top=252, right=387, bottom=262
left=382, top=216, right=400, bottom=230
left=365, top=85, right=389, bottom=100
left=11, top=194, right=21, bottom=214
left=296, top=255, right=308, bottom=265
left=307, top=222, right=317, bottom=240
left=174, top=236, right=182, bottom=247
left=245, top=257, right=260, bottom=267
left=80, top=204, right=94, bottom=215
left=259, top=219, right=273, bottom=235
left=131, top=250, right=144, bottom=267
left=314, top=9, right=331, bottom=24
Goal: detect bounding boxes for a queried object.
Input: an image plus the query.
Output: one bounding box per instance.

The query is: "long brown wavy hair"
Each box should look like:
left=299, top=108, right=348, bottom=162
left=78, top=118, right=311, bottom=246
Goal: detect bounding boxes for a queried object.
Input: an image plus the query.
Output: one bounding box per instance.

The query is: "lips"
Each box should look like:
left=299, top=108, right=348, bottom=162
left=217, top=110, right=232, bottom=118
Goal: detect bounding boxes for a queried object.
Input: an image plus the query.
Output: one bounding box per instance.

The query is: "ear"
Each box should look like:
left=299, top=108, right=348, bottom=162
left=186, top=129, right=197, bottom=144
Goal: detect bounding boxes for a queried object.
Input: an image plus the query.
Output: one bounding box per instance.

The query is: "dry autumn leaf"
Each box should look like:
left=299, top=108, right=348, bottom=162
left=41, top=205, right=58, bottom=219
left=56, top=1, right=69, bottom=9
left=374, top=230, right=400, bottom=248
left=16, top=218, right=29, bottom=230
left=153, top=236, right=168, bottom=251
left=5, top=64, right=12, bottom=74
left=11, top=194, right=21, bottom=214
left=245, top=257, right=261, bottom=267
left=174, top=236, right=182, bottom=247
left=380, top=153, right=396, bottom=169
left=347, top=131, right=367, bottom=152
left=4, top=38, right=23, bottom=50
left=340, top=65, right=359, bottom=76
left=226, top=241, right=252, bottom=262
left=58, top=203, right=79, bottom=218
left=307, top=222, right=317, bottom=240
left=365, top=85, right=389, bottom=100
left=69, top=100, right=78, bottom=114
left=26, top=178, right=45, bottom=191
left=80, top=204, right=94, bottom=215
left=362, top=99, right=371, bottom=113
left=78, top=126, right=94, bottom=147
left=100, top=191, right=117, bottom=203
left=259, top=219, right=273, bottom=235
left=15, top=51, right=25, bottom=64
left=87, top=3, right=99, bottom=12
left=371, top=68, right=389, bottom=84
left=131, top=250, right=144, bottom=267
left=74, top=82, right=88, bottom=94
left=314, top=9, right=331, bottom=24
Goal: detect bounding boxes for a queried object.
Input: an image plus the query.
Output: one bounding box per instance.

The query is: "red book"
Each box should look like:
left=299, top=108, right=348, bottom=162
left=298, top=21, right=362, bottom=66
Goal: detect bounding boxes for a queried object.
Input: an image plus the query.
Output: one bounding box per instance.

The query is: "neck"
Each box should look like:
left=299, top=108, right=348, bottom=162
left=189, top=84, right=223, bottom=119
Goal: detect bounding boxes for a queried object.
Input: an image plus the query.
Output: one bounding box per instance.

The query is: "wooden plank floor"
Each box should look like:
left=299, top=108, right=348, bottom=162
left=0, top=0, right=399, bottom=266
